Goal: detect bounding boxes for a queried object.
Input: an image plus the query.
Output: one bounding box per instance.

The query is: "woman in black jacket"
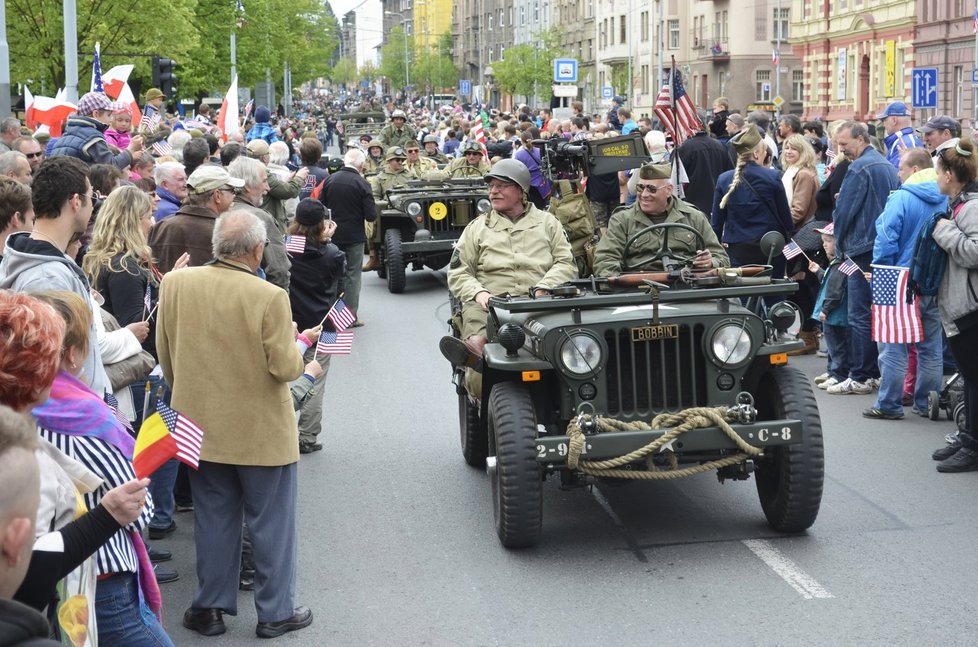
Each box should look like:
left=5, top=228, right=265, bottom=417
left=287, top=199, right=346, bottom=454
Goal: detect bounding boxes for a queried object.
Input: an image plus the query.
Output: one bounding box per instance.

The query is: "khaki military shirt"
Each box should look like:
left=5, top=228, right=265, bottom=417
left=371, top=167, right=415, bottom=202
left=448, top=204, right=578, bottom=303
left=592, top=198, right=729, bottom=277
left=379, top=123, right=418, bottom=149
left=446, top=157, right=490, bottom=178
left=405, top=156, right=437, bottom=177
left=362, top=155, right=384, bottom=177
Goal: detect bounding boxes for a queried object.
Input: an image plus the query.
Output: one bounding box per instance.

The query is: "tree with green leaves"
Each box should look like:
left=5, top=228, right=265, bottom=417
left=328, top=57, right=358, bottom=89
left=493, top=28, right=564, bottom=106
left=379, top=26, right=412, bottom=95
left=413, top=33, right=458, bottom=94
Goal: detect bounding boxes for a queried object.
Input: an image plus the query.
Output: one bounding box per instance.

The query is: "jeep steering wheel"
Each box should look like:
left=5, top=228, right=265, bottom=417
left=621, top=222, right=707, bottom=272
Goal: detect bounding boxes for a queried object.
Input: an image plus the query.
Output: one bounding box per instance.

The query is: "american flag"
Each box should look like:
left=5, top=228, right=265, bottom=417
left=470, top=109, right=488, bottom=160
left=156, top=400, right=204, bottom=469
left=783, top=241, right=803, bottom=259
left=284, top=234, right=306, bottom=254
left=871, top=265, right=922, bottom=343
left=243, top=99, right=254, bottom=120
left=326, top=298, right=356, bottom=331
left=104, top=392, right=133, bottom=434
left=317, top=331, right=353, bottom=355
left=140, top=111, right=161, bottom=132
left=838, top=258, right=862, bottom=276
left=151, top=140, right=173, bottom=156
left=91, top=43, right=104, bottom=94
left=143, top=283, right=152, bottom=315
left=654, top=68, right=700, bottom=146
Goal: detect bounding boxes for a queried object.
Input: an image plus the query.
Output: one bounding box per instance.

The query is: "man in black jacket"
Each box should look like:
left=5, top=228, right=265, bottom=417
left=675, top=123, right=734, bottom=217
left=318, top=148, right=375, bottom=325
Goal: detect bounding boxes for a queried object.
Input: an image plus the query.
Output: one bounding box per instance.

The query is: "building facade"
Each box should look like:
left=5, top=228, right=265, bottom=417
left=914, top=0, right=978, bottom=128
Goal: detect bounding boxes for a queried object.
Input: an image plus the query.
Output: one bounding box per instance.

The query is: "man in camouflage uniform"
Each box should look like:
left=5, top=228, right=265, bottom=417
left=379, top=109, right=417, bottom=150
left=422, top=135, right=449, bottom=165
left=404, top=141, right=437, bottom=177
left=446, top=140, right=491, bottom=178
left=363, top=147, right=416, bottom=271
left=362, top=140, right=385, bottom=177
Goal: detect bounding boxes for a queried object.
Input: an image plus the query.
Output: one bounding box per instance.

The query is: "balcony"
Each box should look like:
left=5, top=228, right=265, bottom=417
left=689, top=29, right=706, bottom=49
left=699, top=37, right=729, bottom=61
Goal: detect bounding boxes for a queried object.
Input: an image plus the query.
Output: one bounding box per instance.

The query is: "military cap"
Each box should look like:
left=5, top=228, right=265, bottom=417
left=637, top=162, right=672, bottom=181
left=423, top=134, right=439, bottom=145
left=391, top=109, right=407, bottom=119
left=366, top=139, right=385, bottom=152
left=246, top=139, right=270, bottom=157
left=386, top=147, right=407, bottom=161
left=145, top=88, right=166, bottom=102
left=730, top=125, right=763, bottom=154
left=460, top=140, right=483, bottom=154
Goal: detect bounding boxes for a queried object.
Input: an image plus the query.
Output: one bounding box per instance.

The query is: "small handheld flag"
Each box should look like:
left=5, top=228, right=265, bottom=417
left=151, top=140, right=173, bottom=157
left=782, top=241, right=803, bottom=259
left=838, top=258, right=862, bottom=277
left=316, top=331, right=353, bottom=355
left=326, top=298, right=356, bottom=332
left=133, top=401, right=204, bottom=479
left=284, top=234, right=306, bottom=255
left=143, top=284, right=152, bottom=317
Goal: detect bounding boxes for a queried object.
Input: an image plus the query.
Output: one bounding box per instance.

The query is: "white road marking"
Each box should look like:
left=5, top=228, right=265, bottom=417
left=742, top=539, right=834, bottom=600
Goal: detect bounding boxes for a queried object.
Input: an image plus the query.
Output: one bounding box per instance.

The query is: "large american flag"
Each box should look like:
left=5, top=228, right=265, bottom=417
left=91, top=43, right=104, bottom=94
left=156, top=400, right=204, bottom=468
left=654, top=68, right=700, bottom=146
left=871, top=265, right=922, bottom=343
left=317, top=331, right=353, bottom=355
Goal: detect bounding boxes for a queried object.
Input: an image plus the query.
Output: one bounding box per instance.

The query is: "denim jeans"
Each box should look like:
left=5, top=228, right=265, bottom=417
left=874, top=296, right=943, bottom=414
left=846, top=254, right=879, bottom=382
left=131, top=376, right=178, bottom=531
left=95, top=574, right=174, bottom=647
left=822, top=323, right=850, bottom=382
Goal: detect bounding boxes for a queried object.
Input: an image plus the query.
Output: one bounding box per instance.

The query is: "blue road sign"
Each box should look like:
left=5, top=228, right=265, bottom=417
left=912, top=68, right=938, bottom=109
left=459, top=79, right=471, bottom=96
left=554, top=58, right=578, bottom=83
left=601, top=86, right=614, bottom=99
left=972, top=69, right=978, bottom=85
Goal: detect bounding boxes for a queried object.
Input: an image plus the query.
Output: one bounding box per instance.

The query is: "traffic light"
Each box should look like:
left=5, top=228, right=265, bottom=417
left=152, top=57, right=177, bottom=99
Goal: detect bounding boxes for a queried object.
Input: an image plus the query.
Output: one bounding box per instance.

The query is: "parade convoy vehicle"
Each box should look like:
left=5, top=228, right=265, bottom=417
left=337, top=111, right=386, bottom=153
left=446, top=132, right=825, bottom=549
left=378, top=178, right=490, bottom=293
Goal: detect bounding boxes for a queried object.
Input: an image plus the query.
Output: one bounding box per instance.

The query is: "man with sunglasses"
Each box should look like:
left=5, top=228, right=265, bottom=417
left=12, top=136, right=43, bottom=175
left=593, top=162, right=728, bottom=277
left=446, top=140, right=490, bottom=178
left=49, top=91, right=143, bottom=169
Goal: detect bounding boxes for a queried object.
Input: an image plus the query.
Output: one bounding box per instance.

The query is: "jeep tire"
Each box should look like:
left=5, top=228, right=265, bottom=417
left=488, top=382, right=542, bottom=548
left=754, top=365, right=824, bottom=533
left=459, top=389, right=487, bottom=467
left=384, top=228, right=406, bottom=293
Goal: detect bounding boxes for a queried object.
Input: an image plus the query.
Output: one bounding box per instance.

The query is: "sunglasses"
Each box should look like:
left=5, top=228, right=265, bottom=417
left=635, top=183, right=666, bottom=194
left=465, top=151, right=482, bottom=156
left=24, top=152, right=42, bottom=159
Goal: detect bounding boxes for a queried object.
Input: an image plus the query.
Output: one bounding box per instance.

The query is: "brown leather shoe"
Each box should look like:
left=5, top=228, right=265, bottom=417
left=787, top=330, right=818, bottom=356
left=439, top=335, right=486, bottom=369
left=362, top=252, right=379, bottom=272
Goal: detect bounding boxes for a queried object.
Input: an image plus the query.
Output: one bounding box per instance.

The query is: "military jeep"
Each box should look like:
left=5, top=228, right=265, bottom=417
left=377, top=178, right=490, bottom=293
left=450, top=231, right=824, bottom=548
left=337, top=111, right=386, bottom=153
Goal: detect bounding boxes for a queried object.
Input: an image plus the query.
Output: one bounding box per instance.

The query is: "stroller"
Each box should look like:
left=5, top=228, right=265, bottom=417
left=928, top=372, right=966, bottom=433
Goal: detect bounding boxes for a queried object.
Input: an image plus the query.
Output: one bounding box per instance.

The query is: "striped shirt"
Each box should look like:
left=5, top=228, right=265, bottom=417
left=39, top=429, right=153, bottom=576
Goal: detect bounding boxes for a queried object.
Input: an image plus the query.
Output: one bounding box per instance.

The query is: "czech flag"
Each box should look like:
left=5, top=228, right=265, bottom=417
left=133, top=401, right=204, bottom=479
left=102, top=64, right=135, bottom=100
left=25, top=87, right=76, bottom=138
left=216, top=75, right=239, bottom=142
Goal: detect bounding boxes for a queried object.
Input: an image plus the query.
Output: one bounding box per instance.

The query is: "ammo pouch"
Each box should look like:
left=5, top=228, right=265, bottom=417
left=548, top=179, right=598, bottom=278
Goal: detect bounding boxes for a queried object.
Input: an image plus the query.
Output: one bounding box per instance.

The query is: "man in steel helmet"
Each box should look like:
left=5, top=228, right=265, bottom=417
left=362, top=140, right=386, bottom=177
left=379, top=109, right=417, bottom=149
left=441, top=159, right=577, bottom=382
left=446, top=140, right=491, bottom=178
left=422, top=134, right=449, bottom=165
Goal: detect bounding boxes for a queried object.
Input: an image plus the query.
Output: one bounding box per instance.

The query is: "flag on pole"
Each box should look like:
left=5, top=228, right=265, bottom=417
left=783, top=241, right=803, bottom=259
left=91, top=43, right=104, bottom=93
left=236, top=0, right=246, bottom=29
left=654, top=65, right=700, bottom=147
left=284, top=234, right=306, bottom=254
left=102, top=65, right=135, bottom=100
left=133, top=401, right=204, bottom=479
left=151, top=140, right=173, bottom=156
left=316, top=331, right=354, bottom=355
left=143, top=284, right=152, bottom=315
left=838, top=258, right=862, bottom=277
left=140, top=111, right=161, bottom=132
left=772, top=49, right=780, bottom=67
left=871, top=265, right=923, bottom=343
left=242, top=99, right=254, bottom=121
left=217, top=76, right=240, bottom=142
left=470, top=109, right=489, bottom=161
left=25, top=91, right=76, bottom=138
left=326, top=298, right=356, bottom=332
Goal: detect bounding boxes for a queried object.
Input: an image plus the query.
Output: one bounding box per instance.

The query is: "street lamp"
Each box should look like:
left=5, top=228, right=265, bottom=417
left=385, top=10, right=410, bottom=99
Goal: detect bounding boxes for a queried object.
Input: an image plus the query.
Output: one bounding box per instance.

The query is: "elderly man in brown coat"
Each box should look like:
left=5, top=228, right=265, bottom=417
left=157, top=209, right=313, bottom=639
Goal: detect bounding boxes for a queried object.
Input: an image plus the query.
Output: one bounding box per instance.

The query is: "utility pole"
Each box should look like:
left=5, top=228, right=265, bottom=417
left=657, top=0, right=664, bottom=91
left=64, top=0, right=79, bottom=102
left=775, top=0, right=782, bottom=118
left=0, top=0, right=10, bottom=118
left=231, top=30, right=237, bottom=84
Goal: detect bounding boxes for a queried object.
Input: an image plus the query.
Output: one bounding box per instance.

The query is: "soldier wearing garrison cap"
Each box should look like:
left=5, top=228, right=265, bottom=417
left=592, top=162, right=728, bottom=277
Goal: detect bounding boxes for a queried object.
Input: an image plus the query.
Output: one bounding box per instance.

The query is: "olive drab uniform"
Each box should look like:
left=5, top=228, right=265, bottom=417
left=363, top=154, right=385, bottom=177
left=379, top=122, right=418, bottom=149
left=405, top=156, right=437, bottom=177
left=424, top=150, right=450, bottom=165
left=446, top=156, right=491, bottom=178
left=369, top=167, right=416, bottom=242
left=592, top=198, right=729, bottom=277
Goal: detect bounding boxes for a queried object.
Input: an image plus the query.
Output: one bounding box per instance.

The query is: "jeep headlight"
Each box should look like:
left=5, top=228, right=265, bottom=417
left=406, top=202, right=422, bottom=217
left=559, top=334, right=602, bottom=376
left=477, top=198, right=491, bottom=214
left=710, top=324, right=753, bottom=366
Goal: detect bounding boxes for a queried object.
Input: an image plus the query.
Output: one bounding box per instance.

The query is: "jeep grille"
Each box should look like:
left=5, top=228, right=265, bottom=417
left=603, top=324, right=708, bottom=416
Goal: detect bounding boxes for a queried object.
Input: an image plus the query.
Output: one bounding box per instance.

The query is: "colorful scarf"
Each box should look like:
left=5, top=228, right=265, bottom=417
left=32, top=371, right=135, bottom=459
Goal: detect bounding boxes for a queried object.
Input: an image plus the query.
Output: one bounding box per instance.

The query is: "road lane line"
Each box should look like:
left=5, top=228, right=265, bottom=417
left=742, top=539, right=834, bottom=600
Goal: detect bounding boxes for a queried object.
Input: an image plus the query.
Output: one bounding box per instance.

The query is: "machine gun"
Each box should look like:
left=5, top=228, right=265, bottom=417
left=533, top=132, right=650, bottom=181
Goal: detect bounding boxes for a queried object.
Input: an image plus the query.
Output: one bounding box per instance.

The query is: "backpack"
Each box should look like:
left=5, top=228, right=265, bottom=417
left=547, top=179, right=598, bottom=277
left=907, top=211, right=947, bottom=299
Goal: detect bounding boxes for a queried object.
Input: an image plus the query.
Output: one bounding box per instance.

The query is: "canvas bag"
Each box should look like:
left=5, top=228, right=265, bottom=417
left=548, top=179, right=598, bottom=277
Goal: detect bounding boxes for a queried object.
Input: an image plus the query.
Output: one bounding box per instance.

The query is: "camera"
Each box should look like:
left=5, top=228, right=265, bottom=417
left=533, top=132, right=651, bottom=180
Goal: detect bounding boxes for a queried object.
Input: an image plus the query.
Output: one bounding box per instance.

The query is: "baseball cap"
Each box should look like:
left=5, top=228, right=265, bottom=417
left=814, top=222, right=834, bottom=235
left=920, top=115, right=959, bottom=134
left=76, top=92, right=112, bottom=116
left=246, top=139, right=270, bottom=157
left=186, top=165, right=245, bottom=194
left=613, top=96, right=624, bottom=104
left=295, top=198, right=327, bottom=225
left=876, top=101, right=911, bottom=119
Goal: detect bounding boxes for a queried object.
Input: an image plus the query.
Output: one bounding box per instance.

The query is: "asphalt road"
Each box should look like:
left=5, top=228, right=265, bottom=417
left=161, top=266, right=977, bottom=647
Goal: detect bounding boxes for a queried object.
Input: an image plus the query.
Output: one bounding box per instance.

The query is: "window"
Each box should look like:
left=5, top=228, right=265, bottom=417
left=793, top=69, right=804, bottom=102
left=668, top=19, right=679, bottom=49
left=693, top=16, right=700, bottom=46
left=641, top=11, right=649, bottom=42
left=621, top=15, right=627, bottom=44
left=488, top=14, right=493, bottom=31
left=773, top=8, right=789, bottom=40
left=498, top=9, right=503, bottom=27
left=611, top=17, right=615, bottom=45
left=534, top=1, right=539, bottom=21
left=520, top=6, right=524, bottom=25
left=756, top=69, right=771, bottom=101
left=587, top=38, right=593, bottom=59
left=721, top=11, right=728, bottom=40
left=955, top=66, right=964, bottom=116
left=641, top=64, right=649, bottom=94
left=600, top=19, right=607, bottom=48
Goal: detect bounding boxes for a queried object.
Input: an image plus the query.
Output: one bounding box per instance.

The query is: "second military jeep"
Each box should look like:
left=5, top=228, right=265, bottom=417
left=377, top=178, right=490, bottom=293
left=450, top=230, right=824, bottom=548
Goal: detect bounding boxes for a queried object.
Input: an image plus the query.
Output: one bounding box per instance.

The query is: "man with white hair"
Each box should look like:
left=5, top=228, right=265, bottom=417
left=154, top=161, right=188, bottom=221
left=317, top=148, right=374, bottom=325
left=0, top=151, right=33, bottom=185
left=877, top=101, right=923, bottom=168
left=247, top=139, right=307, bottom=235
left=228, top=156, right=292, bottom=290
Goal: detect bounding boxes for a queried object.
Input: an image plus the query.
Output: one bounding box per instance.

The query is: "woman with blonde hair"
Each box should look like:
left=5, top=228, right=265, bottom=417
left=781, top=134, right=819, bottom=231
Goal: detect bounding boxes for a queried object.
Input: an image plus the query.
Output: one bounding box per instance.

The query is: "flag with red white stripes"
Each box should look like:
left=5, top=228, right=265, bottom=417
left=871, top=265, right=922, bottom=343
left=654, top=67, right=700, bottom=147
left=284, top=234, right=306, bottom=255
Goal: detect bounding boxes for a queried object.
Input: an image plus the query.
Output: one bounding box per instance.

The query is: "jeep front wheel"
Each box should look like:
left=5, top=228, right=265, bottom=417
left=488, top=381, right=542, bottom=548
left=384, top=229, right=406, bottom=293
left=753, top=366, right=824, bottom=533
left=459, top=388, right=487, bottom=468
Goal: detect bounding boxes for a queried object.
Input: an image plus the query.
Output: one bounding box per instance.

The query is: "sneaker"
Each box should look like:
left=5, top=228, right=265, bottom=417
left=910, top=406, right=928, bottom=418
left=862, top=407, right=904, bottom=420
left=827, top=378, right=875, bottom=395
left=814, top=372, right=831, bottom=385
left=937, top=446, right=978, bottom=473
left=933, top=438, right=963, bottom=461
left=817, top=376, right=839, bottom=390
left=867, top=378, right=881, bottom=390
left=816, top=349, right=828, bottom=358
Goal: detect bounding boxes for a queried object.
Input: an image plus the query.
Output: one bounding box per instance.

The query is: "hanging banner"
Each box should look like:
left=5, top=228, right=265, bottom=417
left=885, top=40, right=896, bottom=97
left=837, top=48, right=847, bottom=101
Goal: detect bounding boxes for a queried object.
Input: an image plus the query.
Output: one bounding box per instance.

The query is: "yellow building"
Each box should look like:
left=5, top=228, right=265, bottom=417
left=414, top=0, right=453, bottom=53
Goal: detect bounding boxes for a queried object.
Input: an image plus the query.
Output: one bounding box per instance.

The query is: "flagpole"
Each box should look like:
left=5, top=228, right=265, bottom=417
left=0, top=1, right=11, bottom=119
left=63, top=0, right=79, bottom=103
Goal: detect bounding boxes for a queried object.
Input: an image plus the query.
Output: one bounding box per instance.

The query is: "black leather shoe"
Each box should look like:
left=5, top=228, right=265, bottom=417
left=148, top=521, right=176, bottom=540
left=148, top=546, right=171, bottom=563
left=937, top=446, right=978, bottom=473
left=256, top=606, right=313, bottom=639
left=183, top=608, right=226, bottom=636
left=154, top=565, right=178, bottom=584
left=239, top=568, right=255, bottom=591
left=299, top=441, right=323, bottom=454
left=933, top=438, right=962, bottom=461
